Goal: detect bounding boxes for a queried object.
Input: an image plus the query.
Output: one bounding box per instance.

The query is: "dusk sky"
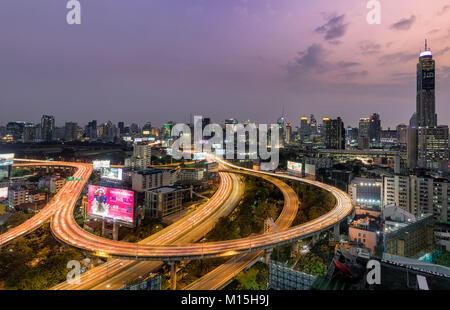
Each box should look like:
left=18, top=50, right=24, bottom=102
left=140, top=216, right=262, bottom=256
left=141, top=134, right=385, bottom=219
left=1, top=0, right=450, bottom=128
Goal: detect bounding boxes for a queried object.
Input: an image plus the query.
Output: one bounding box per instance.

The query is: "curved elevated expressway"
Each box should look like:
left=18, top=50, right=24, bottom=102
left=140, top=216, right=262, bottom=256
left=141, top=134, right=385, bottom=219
left=1, top=157, right=353, bottom=289
left=2, top=158, right=353, bottom=262
left=48, top=158, right=353, bottom=261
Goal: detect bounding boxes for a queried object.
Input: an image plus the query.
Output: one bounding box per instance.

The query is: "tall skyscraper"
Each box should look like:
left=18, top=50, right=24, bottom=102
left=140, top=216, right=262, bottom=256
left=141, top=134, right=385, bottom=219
left=368, top=113, right=381, bottom=144
left=40, top=115, right=55, bottom=142
left=358, top=118, right=370, bottom=149
left=285, top=122, right=292, bottom=144
left=118, top=122, right=125, bottom=135
left=86, top=120, right=98, bottom=140
left=323, top=117, right=345, bottom=149
left=310, top=114, right=318, bottom=135
left=277, top=116, right=285, bottom=148
left=416, top=40, right=437, bottom=127
left=64, top=122, right=78, bottom=141
left=396, top=124, right=408, bottom=145
left=299, top=117, right=310, bottom=139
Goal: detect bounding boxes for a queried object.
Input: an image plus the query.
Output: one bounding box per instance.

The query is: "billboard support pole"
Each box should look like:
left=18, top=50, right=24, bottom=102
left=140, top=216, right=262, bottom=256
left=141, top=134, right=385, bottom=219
left=113, top=222, right=119, bottom=241
left=101, top=220, right=106, bottom=237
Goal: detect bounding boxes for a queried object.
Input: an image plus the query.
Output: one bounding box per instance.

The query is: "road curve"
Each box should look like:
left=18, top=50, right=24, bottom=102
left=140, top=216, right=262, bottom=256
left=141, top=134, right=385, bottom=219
left=52, top=172, right=242, bottom=290
left=0, top=160, right=92, bottom=247
left=49, top=156, right=351, bottom=260
left=3, top=158, right=352, bottom=264
left=184, top=159, right=350, bottom=290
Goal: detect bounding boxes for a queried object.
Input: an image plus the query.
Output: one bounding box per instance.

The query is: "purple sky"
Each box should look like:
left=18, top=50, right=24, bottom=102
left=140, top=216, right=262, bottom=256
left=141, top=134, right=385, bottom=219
left=1, top=0, right=450, bottom=128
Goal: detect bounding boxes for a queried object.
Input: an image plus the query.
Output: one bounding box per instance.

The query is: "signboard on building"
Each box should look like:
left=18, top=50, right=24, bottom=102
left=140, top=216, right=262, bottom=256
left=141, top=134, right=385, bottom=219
left=100, top=167, right=123, bottom=181
left=88, top=185, right=134, bottom=223
left=93, top=160, right=110, bottom=171
left=287, top=161, right=302, bottom=173
left=0, top=154, right=14, bottom=166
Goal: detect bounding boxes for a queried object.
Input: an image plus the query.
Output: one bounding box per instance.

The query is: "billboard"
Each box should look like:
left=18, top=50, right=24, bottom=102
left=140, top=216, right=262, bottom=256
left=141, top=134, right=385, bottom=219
left=100, top=167, right=123, bottom=181
left=93, top=160, right=110, bottom=170
left=88, top=185, right=134, bottom=223
left=287, top=161, right=302, bottom=173
left=0, top=154, right=14, bottom=166
left=0, top=187, right=8, bottom=200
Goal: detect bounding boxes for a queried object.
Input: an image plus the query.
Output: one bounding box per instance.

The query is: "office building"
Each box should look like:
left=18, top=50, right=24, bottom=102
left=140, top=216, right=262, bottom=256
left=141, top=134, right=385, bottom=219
left=383, top=174, right=450, bottom=222
left=144, top=186, right=192, bottom=218
left=6, top=121, right=25, bottom=142
left=416, top=40, right=437, bottom=128
left=285, top=122, right=292, bottom=144
left=323, top=117, right=345, bottom=149
left=64, top=122, right=79, bottom=141
left=299, top=117, right=310, bottom=139
left=126, top=143, right=152, bottom=171
left=358, top=118, right=370, bottom=149
left=417, top=126, right=449, bottom=171
left=40, top=115, right=55, bottom=142
left=131, top=169, right=171, bottom=193
left=369, top=113, right=381, bottom=145
left=396, top=124, right=408, bottom=145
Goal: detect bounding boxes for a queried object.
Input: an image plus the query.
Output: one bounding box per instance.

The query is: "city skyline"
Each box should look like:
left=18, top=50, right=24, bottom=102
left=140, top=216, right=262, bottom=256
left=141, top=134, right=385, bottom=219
left=1, top=1, right=450, bottom=128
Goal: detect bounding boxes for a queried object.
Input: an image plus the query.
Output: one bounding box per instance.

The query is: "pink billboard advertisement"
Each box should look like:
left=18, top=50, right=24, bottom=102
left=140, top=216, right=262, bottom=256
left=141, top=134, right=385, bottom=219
left=88, top=185, right=134, bottom=223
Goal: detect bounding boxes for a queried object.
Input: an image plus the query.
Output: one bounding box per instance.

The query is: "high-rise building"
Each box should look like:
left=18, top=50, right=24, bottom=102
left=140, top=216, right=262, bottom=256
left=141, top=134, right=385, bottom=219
left=126, top=143, right=152, bottom=171
left=142, top=122, right=152, bottom=137
left=417, top=126, right=449, bottom=171
left=346, top=126, right=358, bottom=148
left=368, top=113, right=381, bottom=145
left=130, top=123, right=140, bottom=136
left=407, top=126, right=418, bottom=169
left=358, top=118, right=370, bottom=150
left=323, top=117, right=345, bottom=149
left=101, top=121, right=116, bottom=143
left=277, top=116, right=285, bottom=148
left=416, top=40, right=437, bottom=127
left=161, top=122, right=174, bottom=140
left=409, top=113, right=418, bottom=128
left=64, top=122, right=78, bottom=141
left=6, top=122, right=25, bottom=142
left=396, top=124, right=408, bottom=145
left=86, top=120, right=98, bottom=140
left=0, top=125, right=6, bottom=138
left=285, top=122, right=292, bottom=144
left=299, top=117, right=310, bottom=139
left=23, top=122, right=37, bottom=142
left=383, top=174, right=450, bottom=222
left=40, top=115, right=55, bottom=142
left=310, top=114, right=318, bottom=135
left=118, top=122, right=125, bottom=135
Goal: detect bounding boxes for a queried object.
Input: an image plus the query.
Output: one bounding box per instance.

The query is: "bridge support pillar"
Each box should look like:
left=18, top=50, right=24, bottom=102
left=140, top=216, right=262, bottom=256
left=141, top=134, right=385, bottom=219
left=101, top=221, right=106, bottom=237
left=264, top=248, right=273, bottom=264
left=169, top=261, right=179, bottom=290
left=312, top=233, right=320, bottom=246
left=334, top=223, right=340, bottom=242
